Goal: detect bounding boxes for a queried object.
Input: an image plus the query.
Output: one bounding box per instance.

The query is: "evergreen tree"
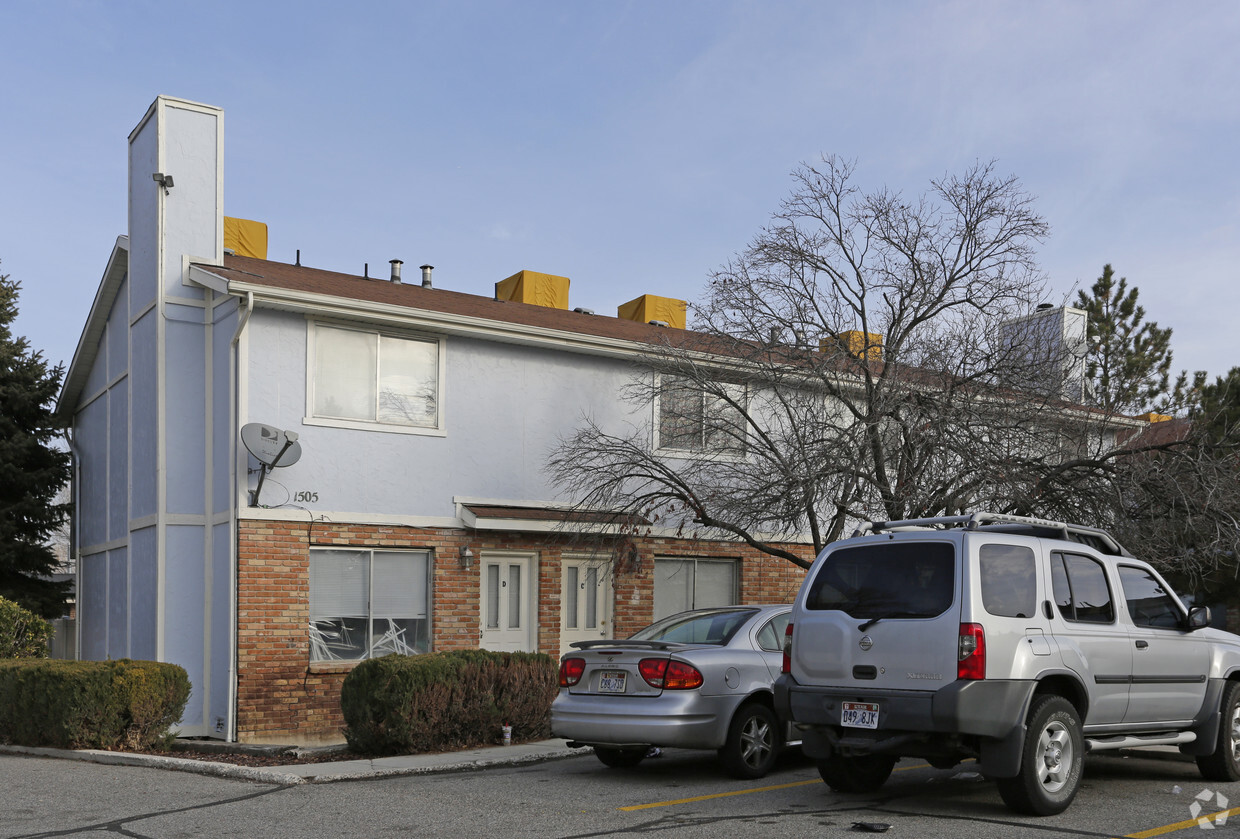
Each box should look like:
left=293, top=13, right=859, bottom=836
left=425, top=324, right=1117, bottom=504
left=1193, top=367, right=1240, bottom=445
left=1075, top=264, right=1173, bottom=415
left=0, top=264, right=71, bottom=618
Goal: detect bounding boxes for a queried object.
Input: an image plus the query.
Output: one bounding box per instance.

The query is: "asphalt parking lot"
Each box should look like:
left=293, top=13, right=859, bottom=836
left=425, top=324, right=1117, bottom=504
left=2, top=744, right=1238, bottom=838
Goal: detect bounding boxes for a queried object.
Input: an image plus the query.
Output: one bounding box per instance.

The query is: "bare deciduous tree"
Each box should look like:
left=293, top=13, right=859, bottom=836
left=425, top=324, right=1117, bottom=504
left=549, top=158, right=1130, bottom=567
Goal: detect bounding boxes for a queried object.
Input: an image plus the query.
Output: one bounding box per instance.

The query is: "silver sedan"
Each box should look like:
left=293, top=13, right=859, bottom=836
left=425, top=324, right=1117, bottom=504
left=551, top=605, right=792, bottom=779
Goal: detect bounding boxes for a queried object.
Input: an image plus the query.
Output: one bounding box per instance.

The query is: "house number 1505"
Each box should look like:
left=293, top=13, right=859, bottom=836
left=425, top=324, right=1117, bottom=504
left=294, top=491, right=319, bottom=503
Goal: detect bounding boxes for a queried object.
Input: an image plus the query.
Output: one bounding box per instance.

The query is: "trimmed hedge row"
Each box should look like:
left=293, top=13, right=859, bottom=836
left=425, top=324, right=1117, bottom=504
left=341, top=650, right=558, bottom=755
left=0, top=659, right=190, bottom=750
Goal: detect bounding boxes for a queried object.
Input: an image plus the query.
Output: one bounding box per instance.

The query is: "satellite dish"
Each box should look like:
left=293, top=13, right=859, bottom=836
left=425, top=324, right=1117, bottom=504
left=242, top=423, right=303, bottom=467
left=241, top=423, right=304, bottom=505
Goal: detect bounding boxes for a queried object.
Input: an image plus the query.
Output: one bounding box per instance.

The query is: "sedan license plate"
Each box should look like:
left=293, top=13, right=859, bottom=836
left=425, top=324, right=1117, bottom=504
left=841, top=701, right=879, bottom=729
left=598, top=671, right=627, bottom=694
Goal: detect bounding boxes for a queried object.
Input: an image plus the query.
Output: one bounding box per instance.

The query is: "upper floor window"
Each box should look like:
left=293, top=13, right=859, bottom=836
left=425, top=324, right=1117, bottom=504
left=657, top=376, right=746, bottom=455
left=310, top=323, right=441, bottom=431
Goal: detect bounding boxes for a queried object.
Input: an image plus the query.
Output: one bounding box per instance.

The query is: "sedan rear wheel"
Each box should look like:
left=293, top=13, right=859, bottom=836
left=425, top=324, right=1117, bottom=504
left=719, top=703, right=782, bottom=779
left=593, top=746, right=647, bottom=768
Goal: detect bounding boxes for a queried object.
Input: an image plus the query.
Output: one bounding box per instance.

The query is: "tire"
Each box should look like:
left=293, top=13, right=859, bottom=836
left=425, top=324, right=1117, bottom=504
left=1197, top=680, right=1240, bottom=782
left=593, top=746, right=647, bottom=768
left=816, top=754, right=896, bottom=793
left=719, top=703, right=782, bottom=779
left=996, top=695, right=1084, bottom=816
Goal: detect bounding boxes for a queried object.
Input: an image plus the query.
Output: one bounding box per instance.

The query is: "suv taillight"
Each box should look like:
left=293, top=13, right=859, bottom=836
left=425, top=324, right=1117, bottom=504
left=559, top=657, right=585, bottom=687
left=782, top=622, right=794, bottom=674
left=638, top=658, right=704, bottom=690
left=958, top=623, right=986, bottom=680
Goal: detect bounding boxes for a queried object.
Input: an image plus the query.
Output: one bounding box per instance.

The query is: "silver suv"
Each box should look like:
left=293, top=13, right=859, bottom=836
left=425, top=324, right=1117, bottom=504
left=774, top=512, right=1240, bottom=816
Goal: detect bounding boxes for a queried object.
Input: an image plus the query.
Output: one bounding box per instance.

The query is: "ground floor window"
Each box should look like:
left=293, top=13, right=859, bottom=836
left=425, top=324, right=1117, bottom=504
left=309, top=548, right=430, bottom=661
left=653, top=558, right=738, bottom=621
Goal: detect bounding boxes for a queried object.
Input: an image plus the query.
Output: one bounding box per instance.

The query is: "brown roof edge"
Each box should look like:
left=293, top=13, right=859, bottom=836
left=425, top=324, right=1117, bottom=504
left=463, top=504, right=651, bottom=527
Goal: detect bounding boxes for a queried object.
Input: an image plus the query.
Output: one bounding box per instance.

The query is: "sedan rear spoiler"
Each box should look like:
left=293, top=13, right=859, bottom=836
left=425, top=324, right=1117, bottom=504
left=569, top=639, right=693, bottom=651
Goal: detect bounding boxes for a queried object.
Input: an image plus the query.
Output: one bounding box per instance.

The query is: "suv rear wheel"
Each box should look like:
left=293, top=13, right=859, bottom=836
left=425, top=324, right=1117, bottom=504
left=817, top=754, right=896, bottom=793
left=996, top=695, right=1083, bottom=816
left=1197, top=680, right=1240, bottom=782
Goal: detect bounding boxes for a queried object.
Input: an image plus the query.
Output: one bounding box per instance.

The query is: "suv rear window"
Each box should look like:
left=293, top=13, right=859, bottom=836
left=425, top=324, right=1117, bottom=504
left=979, top=544, right=1037, bottom=618
left=805, top=542, right=955, bottom=618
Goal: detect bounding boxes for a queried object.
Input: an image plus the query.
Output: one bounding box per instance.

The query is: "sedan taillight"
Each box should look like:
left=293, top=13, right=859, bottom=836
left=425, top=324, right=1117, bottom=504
left=559, top=657, right=586, bottom=687
left=638, top=658, right=704, bottom=690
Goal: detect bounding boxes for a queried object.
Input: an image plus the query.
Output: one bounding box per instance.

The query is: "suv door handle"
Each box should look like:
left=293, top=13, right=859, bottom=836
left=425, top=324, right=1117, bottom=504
left=1135, top=639, right=1149, bottom=649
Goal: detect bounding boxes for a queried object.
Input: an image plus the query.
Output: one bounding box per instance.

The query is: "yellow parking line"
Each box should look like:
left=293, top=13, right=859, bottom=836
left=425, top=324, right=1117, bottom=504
left=619, top=779, right=821, bottom=811
left=618, top=762, right=932, bottom=811
left=1126, top=806, right=1240, bottom=837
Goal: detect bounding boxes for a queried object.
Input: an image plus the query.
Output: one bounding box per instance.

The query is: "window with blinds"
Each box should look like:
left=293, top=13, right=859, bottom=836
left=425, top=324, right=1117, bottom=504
left=652, top=558, right=738, bottom=621
left=309, top=548, right=430, bottom=662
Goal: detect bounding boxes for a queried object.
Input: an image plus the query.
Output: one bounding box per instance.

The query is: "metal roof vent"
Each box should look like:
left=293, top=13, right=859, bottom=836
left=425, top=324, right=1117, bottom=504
left=420, top=264, right=434, bottom=288
left=390, top=259, right=404, bottom=283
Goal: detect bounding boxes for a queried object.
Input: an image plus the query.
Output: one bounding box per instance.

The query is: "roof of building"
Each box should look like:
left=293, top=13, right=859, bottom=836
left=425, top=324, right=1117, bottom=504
left=207, top=254, right=689, bottom=348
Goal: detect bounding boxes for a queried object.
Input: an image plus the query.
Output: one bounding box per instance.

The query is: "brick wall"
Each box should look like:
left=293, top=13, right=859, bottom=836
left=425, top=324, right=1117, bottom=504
left=235, top=517, right=812, bottom=744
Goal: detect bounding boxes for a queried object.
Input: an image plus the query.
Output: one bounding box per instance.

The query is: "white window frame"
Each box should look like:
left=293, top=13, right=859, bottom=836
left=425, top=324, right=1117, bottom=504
left=309, top=547, right=432, bottom=662
left=653, top=374, right=748, bottom=458
left=653, top=557, right=739, bottom=620
left=304, top=319, right=447, bottom=436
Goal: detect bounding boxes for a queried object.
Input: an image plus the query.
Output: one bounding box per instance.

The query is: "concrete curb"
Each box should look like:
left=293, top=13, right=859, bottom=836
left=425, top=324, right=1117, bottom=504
left=0, top=743, right=308, bottom=785
left=0, top=741, right=592, bottom=785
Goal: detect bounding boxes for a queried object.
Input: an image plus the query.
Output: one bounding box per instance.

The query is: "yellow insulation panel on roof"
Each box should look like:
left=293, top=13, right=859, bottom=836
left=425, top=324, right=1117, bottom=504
left=224, top=216, right=268, bottom=259
left=495, top=270, right=570, bottom=309
left=617, top=294, right=687, bottom=329
left=824, top=330, right=883, bottom=361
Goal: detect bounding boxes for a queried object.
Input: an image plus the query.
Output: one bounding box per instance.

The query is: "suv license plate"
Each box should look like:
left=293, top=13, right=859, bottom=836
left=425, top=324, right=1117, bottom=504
left=598, top=671, right=627, bottom=694
left=841, top=702, right=879, bottom=729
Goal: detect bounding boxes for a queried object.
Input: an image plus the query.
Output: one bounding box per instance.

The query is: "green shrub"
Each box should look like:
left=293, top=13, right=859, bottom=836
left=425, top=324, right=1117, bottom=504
left=0, top=659, right=190, bottom=750
left=0, top=596, right=52, bottom=659
left=341, top=650, right=558, bottom=755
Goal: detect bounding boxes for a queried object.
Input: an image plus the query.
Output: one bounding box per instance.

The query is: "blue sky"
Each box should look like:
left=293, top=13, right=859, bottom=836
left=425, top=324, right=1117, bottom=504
left=2, top=1, right=1237, bottom=384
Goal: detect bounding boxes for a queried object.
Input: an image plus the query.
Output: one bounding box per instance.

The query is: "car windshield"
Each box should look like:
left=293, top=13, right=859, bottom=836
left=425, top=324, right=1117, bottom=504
left=806, top=542, right=955, bottom=618
left=629, top=608, right=759, bottom=645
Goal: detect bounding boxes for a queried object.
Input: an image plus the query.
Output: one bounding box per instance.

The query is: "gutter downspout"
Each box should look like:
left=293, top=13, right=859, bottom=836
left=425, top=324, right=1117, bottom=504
left=63, top=428, right=80, bottom=660
left=226, top=291, right=253, bottom=741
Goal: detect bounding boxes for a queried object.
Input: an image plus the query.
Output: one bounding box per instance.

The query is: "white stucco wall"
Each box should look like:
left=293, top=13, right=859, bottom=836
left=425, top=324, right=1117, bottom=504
left=241, top=309, right=648, bottom=517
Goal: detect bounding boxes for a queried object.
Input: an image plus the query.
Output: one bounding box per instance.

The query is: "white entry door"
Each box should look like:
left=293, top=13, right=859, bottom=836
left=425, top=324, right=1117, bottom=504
left=479, top=553, right=537, bottom=652
left=560, top=557, right=613, bottom=650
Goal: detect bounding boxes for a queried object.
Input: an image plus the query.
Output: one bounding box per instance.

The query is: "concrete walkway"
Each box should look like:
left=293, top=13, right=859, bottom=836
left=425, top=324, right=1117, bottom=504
left=0, top=739, right=591, bottom=786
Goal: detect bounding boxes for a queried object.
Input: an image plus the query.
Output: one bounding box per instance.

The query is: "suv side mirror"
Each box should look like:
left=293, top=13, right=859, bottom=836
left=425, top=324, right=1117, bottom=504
left=1187, top=605, right=1212, bottom=631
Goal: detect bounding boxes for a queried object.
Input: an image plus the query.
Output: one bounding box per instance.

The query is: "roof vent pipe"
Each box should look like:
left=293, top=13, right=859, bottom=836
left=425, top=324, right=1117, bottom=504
left=420, top=264, right=434, bottom=288
left=390, top=259, right=403, bottom=283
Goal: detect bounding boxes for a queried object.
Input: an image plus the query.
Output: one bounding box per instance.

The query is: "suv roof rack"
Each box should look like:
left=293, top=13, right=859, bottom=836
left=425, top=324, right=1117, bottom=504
left=852, top=512, right=1132, bottom=557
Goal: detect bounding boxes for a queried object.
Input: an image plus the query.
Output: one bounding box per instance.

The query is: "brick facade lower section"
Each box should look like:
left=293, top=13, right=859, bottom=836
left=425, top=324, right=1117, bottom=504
left=235, top=518, right=811, bottom=744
